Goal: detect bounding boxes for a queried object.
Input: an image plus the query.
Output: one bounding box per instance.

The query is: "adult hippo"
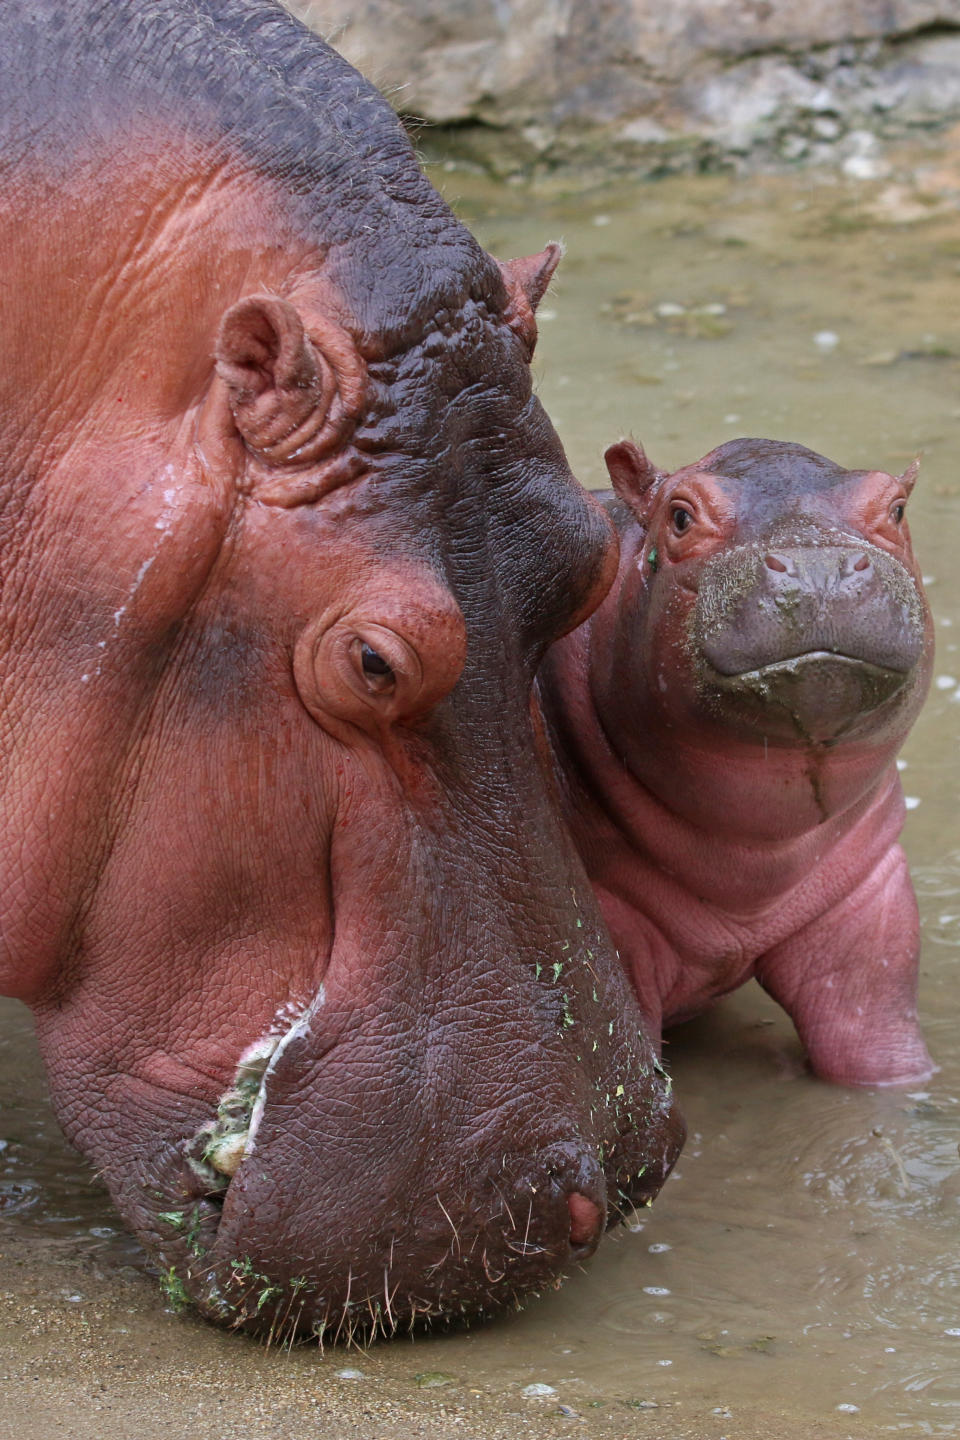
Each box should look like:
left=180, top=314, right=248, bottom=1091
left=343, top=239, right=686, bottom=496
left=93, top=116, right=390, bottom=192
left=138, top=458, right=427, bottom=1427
left=0, top=0, right=682, bottom=1340
left=540, top=438, right=933, bottom=1089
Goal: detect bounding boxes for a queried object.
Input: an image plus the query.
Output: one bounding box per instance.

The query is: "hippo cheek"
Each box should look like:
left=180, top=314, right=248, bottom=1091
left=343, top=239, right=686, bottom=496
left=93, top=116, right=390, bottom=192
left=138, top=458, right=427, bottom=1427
left=703, top=652, right=913, bottom=744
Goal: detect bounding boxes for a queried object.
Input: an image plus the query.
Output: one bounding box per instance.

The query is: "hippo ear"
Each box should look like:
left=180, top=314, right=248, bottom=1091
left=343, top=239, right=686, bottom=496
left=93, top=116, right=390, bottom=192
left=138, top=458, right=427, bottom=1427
left=213, top=295, right=365, bottom=505
left=498, top=243, right=562, bottom=355
left=502, top=243, right=563, bottom=311
left=899, top=457, right=921, bottom=495
left=604, top=439, right=663, bottom=522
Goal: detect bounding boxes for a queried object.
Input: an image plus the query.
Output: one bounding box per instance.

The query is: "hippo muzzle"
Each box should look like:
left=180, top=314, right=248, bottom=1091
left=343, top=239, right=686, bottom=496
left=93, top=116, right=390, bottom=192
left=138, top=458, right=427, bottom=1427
left=131, top=976, right=683, bottom=1342
left=692, top=541, right=927, bottom=743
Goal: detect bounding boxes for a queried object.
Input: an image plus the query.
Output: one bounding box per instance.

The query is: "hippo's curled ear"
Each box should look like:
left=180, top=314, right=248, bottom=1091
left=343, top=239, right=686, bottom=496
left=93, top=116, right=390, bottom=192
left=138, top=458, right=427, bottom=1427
left=498, top=243, right=562, bottom=356
left=213, top=295, right=366, bottom=506
left=604, top=440, right=664, bottom=523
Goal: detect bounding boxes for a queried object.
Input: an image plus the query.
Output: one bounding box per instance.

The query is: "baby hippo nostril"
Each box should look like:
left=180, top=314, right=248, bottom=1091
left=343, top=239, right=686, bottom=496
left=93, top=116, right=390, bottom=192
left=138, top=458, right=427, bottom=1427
left=567, top=1191, right=604, bottom=1248
left=851, top=553, right=871, bottom=573
left=764, top=553, right=788, bottom=573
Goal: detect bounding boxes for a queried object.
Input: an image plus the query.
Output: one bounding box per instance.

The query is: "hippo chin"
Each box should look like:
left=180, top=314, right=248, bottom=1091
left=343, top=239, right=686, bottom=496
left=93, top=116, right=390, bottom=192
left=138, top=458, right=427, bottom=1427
left=0, top=0, right=682, bottom=1341
left=539, top=437, right=934, bottom=1088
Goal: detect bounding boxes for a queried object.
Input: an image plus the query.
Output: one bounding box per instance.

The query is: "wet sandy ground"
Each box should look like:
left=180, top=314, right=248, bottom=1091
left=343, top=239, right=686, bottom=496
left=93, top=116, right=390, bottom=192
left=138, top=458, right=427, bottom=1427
left=7, top=141, right=960, bottom=1437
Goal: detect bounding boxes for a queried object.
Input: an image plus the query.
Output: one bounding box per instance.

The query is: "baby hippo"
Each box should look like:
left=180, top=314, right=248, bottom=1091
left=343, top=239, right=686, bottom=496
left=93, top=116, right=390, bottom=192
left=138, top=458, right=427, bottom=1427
left=539, top=437, right=934, bottom=1086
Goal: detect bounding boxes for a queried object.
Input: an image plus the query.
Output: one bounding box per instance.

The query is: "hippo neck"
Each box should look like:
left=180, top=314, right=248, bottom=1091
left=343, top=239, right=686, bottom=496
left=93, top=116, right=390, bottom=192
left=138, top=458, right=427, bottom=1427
left=540, top=619, right=906, bottom=914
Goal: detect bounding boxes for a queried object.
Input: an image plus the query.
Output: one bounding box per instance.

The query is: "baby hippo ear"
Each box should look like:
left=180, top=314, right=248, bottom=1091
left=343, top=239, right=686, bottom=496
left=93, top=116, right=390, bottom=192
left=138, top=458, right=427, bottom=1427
left=604, top=439, right=664, bottom=523
left=214, top=295, right=365, bottom=504
left=498, top=243, right=563, bottom=356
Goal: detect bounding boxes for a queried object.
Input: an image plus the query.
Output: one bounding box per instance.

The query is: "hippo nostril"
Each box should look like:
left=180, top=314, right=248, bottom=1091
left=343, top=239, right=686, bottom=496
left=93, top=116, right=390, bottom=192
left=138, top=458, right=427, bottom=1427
left=764, top=553, right=788, bottom=573
left=852, top=553, right=871, bottom=573
left=567, top=1191, right=603, bottom=1248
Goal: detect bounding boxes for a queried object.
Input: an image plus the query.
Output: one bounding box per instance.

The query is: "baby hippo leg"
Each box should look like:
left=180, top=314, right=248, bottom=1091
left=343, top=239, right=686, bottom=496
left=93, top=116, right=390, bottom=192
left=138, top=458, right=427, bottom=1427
left=755, top=845, right=933, bottom=1087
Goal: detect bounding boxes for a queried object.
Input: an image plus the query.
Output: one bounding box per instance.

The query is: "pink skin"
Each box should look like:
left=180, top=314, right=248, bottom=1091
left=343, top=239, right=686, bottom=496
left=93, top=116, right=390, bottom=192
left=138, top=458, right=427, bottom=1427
left=540, top=438, right=935, bottom=1088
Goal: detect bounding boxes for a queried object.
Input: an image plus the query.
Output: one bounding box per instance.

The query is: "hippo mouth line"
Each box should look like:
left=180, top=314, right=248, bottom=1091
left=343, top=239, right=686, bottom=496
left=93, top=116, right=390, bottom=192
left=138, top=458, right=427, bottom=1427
left=709, top=649, right=910, bottom=683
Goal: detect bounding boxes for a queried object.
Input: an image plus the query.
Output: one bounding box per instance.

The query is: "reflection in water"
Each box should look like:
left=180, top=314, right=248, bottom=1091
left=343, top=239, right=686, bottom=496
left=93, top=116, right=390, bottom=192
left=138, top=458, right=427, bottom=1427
left=3, top=158, right=960, bottom=1431
left=0, top=999, right=141, bottom=1266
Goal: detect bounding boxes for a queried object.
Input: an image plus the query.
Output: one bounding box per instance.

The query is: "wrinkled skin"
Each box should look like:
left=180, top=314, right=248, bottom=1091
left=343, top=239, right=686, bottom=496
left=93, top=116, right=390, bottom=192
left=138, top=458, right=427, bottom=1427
left=540, top=438, right=934, bottom=1087
left=0, top=1, right=683, bottom=1340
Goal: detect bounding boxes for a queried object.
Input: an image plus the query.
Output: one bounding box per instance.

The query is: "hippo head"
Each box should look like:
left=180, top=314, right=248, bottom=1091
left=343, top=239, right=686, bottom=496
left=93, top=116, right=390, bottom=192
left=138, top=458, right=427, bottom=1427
left=5, top=170, right=683, bottom=1335
left=596, top=437, right=933, bottom=829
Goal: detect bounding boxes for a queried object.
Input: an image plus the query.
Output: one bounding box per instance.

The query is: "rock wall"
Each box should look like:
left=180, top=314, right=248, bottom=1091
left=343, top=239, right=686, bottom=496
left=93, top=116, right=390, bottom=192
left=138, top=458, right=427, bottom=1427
left=285, top=1, right=960, bottom=170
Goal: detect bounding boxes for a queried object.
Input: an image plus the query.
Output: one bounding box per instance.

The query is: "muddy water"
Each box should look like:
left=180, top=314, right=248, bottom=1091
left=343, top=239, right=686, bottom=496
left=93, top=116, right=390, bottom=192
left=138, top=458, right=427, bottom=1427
left=6, top=153, right=960, bottom=1438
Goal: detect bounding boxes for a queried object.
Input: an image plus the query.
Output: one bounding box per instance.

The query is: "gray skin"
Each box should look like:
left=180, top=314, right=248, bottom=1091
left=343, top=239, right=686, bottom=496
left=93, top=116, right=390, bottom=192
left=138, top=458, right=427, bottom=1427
left=0, top=1, right=683, bottom=1341
left=540, top=438, right=934, bottom=1088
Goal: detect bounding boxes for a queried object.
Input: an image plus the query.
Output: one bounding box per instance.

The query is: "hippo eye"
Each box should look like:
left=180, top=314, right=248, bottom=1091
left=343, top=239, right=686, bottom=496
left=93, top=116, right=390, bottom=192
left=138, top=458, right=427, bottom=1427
left=671, top=506, right=692, bottom=534
left=359, top=643, right=395, bottom=692
left=891, top=502, right=906, bottom=524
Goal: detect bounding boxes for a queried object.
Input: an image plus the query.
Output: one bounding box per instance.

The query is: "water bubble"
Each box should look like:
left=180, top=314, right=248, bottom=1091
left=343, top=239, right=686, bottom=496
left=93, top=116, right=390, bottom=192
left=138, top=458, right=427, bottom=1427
left=836, top=1403, right=860, bottom=1413
left=336, top=1368, right=364, bottom=1380
left=643, top=1286, right=671, bottom=1296
left=648, top=1243, right=672, bottom=1253
left=904, top=796, right=921, bottom=810
left=843, top=154, right=888, bottom=181
left=935, top=676, right=957, bottom=690
left=521, top=1383, right=557, bottom=1398
left=814, top=331, right=840, bottom=352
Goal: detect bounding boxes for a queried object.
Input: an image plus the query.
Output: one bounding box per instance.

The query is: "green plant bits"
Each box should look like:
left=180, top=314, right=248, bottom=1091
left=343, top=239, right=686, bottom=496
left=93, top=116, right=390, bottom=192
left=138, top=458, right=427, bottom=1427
left=159, top=1267, right=189, bottom=1312
left=648, top=545, right=659, bottom=572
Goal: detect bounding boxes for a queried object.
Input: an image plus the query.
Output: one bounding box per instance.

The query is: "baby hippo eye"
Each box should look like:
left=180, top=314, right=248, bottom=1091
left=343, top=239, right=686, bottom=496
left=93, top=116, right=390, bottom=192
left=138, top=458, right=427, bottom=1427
left=891, top=502, right=906, bottom=524
left=671, top=506, right=692, bottom=534
left=359, top=642, right=395, bottom=691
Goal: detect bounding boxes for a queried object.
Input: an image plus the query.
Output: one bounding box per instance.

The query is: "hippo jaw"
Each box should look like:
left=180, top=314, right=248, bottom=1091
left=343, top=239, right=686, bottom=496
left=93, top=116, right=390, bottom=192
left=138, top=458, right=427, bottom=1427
left=705, top=650, right=911, bottom=744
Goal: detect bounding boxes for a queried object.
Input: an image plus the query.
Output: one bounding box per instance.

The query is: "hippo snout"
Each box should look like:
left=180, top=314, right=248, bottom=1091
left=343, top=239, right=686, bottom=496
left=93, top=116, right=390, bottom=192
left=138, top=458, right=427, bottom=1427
left=154, top=1115, right=682, bottom=1340
left=696, top=543, right=926, bottom=676
left=140, top=986, right=683, bottom=1341
left=692, top=541, right=926, bottom=742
